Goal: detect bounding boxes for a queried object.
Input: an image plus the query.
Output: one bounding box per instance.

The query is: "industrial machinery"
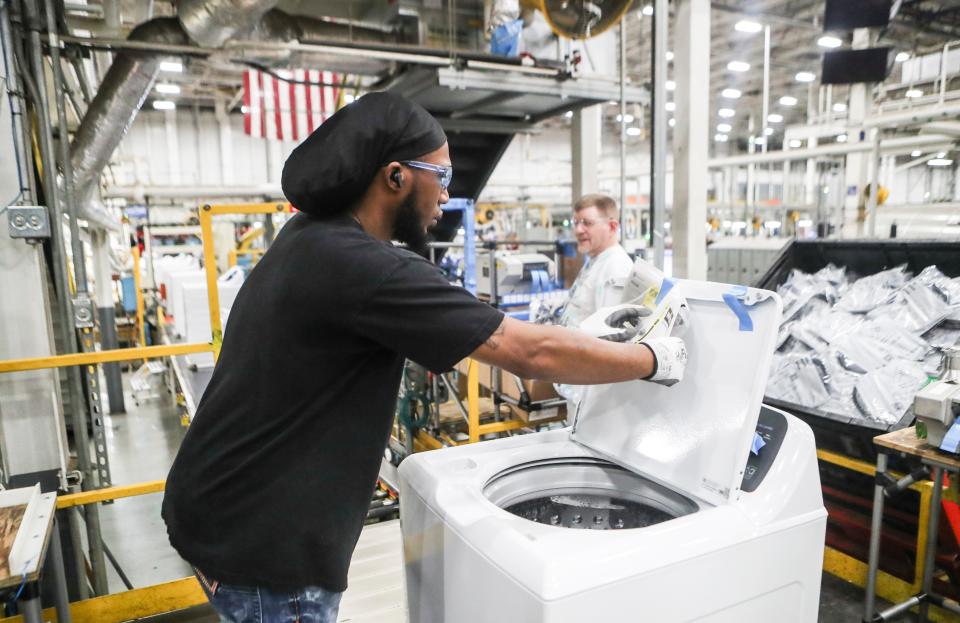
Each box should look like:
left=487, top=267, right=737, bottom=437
left=400, top=280, right=826, bottom=622
left=914, top=347, right=960, bottom=452
left=476, top=251, right=556, bottom=300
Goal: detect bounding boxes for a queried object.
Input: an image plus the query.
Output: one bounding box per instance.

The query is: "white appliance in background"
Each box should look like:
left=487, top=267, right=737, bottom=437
left=476, top=252, right=556, bottom=299
left=399, top=279, right=826, bottom=623
left=163, top=269, right=206, bottom=337
left=182, top=267, right=246, bottom=369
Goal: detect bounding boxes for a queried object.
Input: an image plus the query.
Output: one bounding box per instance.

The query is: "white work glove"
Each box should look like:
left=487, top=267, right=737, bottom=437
left=639, top=337, right=687, bottom=387
left=581, top=304, right=687, bottom=387
left=579, top=304, right=652, bottom=343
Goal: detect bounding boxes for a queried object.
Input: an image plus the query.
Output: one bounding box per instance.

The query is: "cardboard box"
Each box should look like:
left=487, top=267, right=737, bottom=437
left=561, top=253, right=586, bottom=289
left=500, top=373, right=560, bottom=404
left=508, top=403, right=567, bottom=425
left=454, top=358, right=497, bottom=391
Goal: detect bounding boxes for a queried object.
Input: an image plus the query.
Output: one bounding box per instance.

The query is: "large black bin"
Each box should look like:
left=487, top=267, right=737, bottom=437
left=754, top=239, right=960, bottom=461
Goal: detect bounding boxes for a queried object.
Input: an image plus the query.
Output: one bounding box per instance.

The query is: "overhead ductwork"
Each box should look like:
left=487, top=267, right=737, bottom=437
left=178, top=0, right=276, bottom=48
left=69, top=17, right=190, bottom=229
left=69, top=1, right=281, bottom=229
left=68, top=0, right=401, bottom=229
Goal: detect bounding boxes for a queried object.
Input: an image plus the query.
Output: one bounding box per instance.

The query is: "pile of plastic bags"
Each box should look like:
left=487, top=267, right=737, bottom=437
left=766, top=264, right=960, bottom=426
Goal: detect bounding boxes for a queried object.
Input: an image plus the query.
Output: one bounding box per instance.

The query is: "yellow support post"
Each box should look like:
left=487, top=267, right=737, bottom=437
left=0, top=343, right=213, bottom=374
left=131, top=246, right=146, bottom=354
left=467, top=359, right=480, bottom=443
left=198, top=205, right=222, bottom=361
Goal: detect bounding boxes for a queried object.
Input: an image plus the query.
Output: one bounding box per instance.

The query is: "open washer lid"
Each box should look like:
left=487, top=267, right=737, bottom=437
left=570, top=279, right=783, bottom=507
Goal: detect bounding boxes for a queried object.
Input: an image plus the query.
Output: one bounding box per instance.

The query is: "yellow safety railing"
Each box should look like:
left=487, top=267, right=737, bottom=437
left=0, top=482, right=205, bottom=623
left=0, top=202, right=294, bottom=622
left=198, top=202, right=291, bottom=359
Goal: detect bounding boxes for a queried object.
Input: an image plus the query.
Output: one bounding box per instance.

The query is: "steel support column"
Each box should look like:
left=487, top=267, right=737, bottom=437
left=650, top=0, right=668, bottom=269
left=671, top=0, right=710, bottom=279
left=92, top=231, right=124, bottom=412
left=571, top=105, right=601, bottom=200
left=844, top=28, right=872, bottom=238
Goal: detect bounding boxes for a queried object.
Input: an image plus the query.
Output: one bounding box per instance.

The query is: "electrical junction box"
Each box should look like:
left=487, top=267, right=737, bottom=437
left=7, top=206, right=50, bottom=240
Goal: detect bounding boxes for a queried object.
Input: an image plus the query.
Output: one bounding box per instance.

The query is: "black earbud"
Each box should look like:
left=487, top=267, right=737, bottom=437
left=391, top=169, right=403, bottom=186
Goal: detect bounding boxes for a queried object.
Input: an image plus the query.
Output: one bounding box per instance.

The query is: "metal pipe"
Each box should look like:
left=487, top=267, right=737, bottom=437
left=761, top=25, right=770, bottom=157
left=918, top=465, right=945, bottom=620
left=45, top=0, right=87, bottom=292
left=0, top=5, right=33, bottom=204
left=650, top=0, right=667, bottom=269
left=867, top=129, right=881, bottom=238
left=709, top=134, right=958, bottom=167
left=48, top=519, right=74, bottom=623
left=875, top=595, right=922, bottom=621
left=863, top=451, right=887, bottom=619
left=618, top=19, right=626, bottom=242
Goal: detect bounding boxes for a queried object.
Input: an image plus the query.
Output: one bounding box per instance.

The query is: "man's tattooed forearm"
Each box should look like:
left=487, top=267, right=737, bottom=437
left=484, top=323, right=506, bottom=350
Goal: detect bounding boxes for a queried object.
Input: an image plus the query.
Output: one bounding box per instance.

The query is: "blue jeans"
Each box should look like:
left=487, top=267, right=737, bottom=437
left=195, top=569, right=343, bottom=623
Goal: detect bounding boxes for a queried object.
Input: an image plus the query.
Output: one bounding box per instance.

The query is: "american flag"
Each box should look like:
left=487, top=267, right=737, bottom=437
left=242, top=69, right=341, bottom=140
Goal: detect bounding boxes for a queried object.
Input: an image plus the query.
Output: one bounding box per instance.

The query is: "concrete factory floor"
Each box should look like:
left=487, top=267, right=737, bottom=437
left=99, top=372, right=914, bottom=623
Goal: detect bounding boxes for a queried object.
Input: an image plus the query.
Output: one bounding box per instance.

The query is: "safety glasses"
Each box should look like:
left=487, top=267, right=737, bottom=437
left=402, top=160, right=453, bottom=190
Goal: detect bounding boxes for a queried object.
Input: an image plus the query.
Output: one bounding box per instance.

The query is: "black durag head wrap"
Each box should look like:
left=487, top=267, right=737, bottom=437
left=281, top=91, right=447, bottom=216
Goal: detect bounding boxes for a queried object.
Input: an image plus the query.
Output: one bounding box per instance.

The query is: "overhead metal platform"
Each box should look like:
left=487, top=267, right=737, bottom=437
left=383, top=64, right=648, bottom=243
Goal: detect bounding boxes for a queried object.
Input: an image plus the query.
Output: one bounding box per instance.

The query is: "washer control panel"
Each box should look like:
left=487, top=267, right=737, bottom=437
left=741, top=406, right=787, bottom=493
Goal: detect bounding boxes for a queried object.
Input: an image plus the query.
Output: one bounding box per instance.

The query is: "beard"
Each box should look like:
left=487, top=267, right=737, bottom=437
left=392, top=189, right=429, bottom=255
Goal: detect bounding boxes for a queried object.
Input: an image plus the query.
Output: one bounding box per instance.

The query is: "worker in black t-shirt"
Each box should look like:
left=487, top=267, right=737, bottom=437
left=162, top=92, right=687, bottom=623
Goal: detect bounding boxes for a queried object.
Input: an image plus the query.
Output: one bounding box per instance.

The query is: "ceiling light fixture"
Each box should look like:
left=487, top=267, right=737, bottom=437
left=767, top=113, right=784, bottom=123
left=789, top=139, right=803, bottom=148
left=715, top=133, right=729, bottom=142
left=717, top=123, right=732, bottom=133
left=727, top=60, right=750, bottom=72
left=895, top=51, right=910, bottom=62
left=795, top=71, right=816, bottom=83
left=779, top=95, right=798, bottom=106
left=642, top=4, right=653, bottom=16
left=833, top=102, right=847, bottom=112
left=721, top=88, right=741, bottom=99
left=928, top=158, right=954, bottom=167
left=152, top=100, right=176, bottom=111
left=666, top=80, right=676, bottom=91
left=905, top=89, right=923, bottom=98
left=734, top=20, right=763, bottom=33
left=159, top=61, right=183, bottom=72
left=718, top=108, right=736, bottom=118
left=817, top=35, right=842, bottom=48
left=155, top=83, right=180, bottom=95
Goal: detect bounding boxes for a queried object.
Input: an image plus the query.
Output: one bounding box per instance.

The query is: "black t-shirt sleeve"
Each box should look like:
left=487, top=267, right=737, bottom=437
left=354, top=256, right=504, bottom=373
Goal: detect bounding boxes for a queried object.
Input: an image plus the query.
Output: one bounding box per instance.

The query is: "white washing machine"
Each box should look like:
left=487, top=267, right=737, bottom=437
left=399, top=280, right=827, bottom=623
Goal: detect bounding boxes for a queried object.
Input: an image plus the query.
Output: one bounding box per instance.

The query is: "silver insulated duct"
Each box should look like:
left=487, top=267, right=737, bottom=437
left=69, top=0, right=280, bottom=228
left=69, top=17, right=189, bottom=229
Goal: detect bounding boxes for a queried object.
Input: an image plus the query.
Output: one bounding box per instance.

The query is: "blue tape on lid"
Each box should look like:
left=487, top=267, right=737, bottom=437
left=654, top=277, right=676, bottom=306
left=939, top=419, right=960, bottom=454
left=722, top=286, right=755, bottom=332
left=751, top=432, right=766, bottom=455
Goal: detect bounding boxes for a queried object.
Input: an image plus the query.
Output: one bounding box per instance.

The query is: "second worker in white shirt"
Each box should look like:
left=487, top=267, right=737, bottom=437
left=559, top=194, right=634, bottom=329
